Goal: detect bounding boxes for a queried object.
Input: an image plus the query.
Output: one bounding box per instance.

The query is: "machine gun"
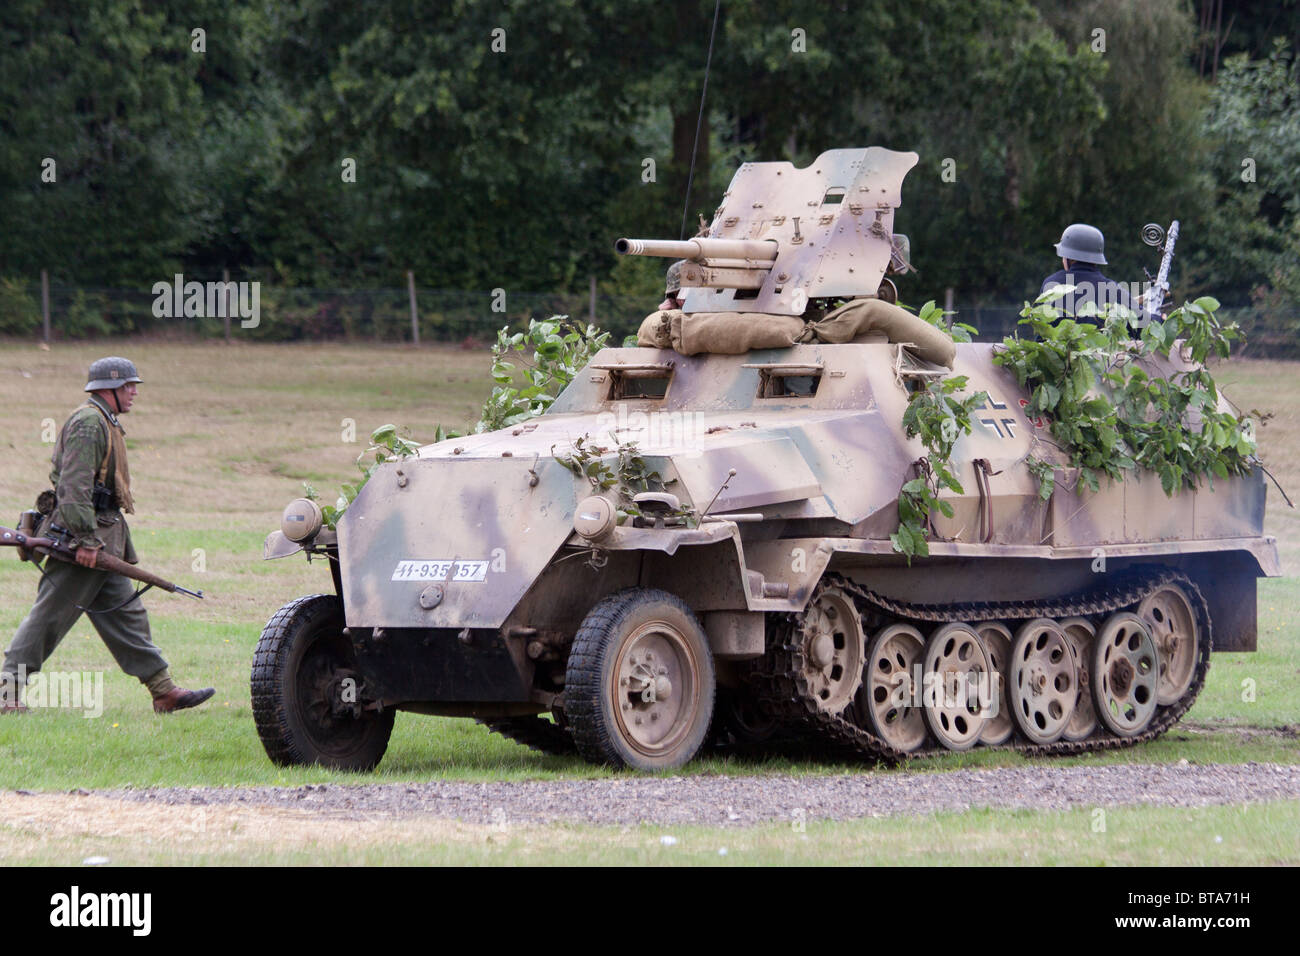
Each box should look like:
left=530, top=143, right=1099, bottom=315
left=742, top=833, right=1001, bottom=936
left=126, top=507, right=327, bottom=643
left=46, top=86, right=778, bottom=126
left=1141, top=220, right=1180, bottom=326
left=0, top=523, right=203, bottom=607
left=616, top=147, right=919, bottom=315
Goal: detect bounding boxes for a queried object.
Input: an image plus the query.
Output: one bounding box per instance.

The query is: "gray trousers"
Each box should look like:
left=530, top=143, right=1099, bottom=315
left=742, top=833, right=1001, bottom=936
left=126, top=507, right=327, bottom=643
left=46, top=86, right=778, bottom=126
left=3, top=559, right=167, bottom=683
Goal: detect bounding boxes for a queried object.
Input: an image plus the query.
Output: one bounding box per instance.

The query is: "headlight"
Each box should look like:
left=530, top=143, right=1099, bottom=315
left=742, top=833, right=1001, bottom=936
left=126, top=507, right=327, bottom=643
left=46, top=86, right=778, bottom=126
left=281, top=498, right=324, bottom=542
left=574, top=495, right=616, bottom=541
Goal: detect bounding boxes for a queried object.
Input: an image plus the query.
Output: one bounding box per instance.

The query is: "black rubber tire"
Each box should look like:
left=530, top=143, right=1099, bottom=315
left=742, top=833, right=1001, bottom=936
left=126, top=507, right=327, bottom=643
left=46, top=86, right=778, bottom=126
left=565, top=588, right=715, bottom=770
left=707, top=685, right=782, bottom=752
left=251, top=594, right=395, bottom=771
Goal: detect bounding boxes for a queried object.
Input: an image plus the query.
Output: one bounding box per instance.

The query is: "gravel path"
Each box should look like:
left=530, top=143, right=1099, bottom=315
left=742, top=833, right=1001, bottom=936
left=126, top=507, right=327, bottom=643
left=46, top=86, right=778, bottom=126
left=102, top=762, right=1300, bottom=828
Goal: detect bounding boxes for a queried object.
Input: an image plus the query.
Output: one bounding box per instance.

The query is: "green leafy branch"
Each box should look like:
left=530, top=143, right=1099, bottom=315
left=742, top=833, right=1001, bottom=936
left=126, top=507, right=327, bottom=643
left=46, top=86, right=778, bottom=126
left=994, top=288, right=1257, bottom=497
left=913, top=298, right=978, bottom=343
left=304, top=424, right=435, bottom=529
left=553, top=433, right=693, bottom=527
left=892, top=375, right=988, bottom=561
left=476, top=317, right=609, bottom=433
left=310, top=314, right=605, bottom=526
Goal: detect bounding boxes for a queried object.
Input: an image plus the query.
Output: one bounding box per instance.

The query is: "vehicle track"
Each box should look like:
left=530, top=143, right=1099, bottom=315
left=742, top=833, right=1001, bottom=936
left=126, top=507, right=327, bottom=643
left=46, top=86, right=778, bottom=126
left=747, top=567, right=1211, bottom=763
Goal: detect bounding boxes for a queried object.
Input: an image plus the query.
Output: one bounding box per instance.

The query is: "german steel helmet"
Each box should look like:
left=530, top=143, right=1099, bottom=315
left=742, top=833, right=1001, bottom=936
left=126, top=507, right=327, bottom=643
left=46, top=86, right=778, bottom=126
left=85, top=356, right=143, bottom=391
left=664, top=260, right=686, bottom=296
left=1054, top=223, right=1107, bottom=265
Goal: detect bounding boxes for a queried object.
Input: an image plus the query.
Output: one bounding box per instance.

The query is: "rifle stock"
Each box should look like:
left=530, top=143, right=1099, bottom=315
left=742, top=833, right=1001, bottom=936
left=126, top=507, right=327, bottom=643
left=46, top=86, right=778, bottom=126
left=0, top=525, right=203, bottom=599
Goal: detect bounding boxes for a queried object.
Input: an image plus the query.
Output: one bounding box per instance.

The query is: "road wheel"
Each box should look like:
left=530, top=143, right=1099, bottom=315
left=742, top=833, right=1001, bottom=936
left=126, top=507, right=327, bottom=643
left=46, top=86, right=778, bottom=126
left=976, top=622, right=1014, bottom=746
left=1059, top=617, right=1098, bottom=741
left=251, top=594, right=395, bottom=771
left=861, top=622, right=928, bottom=753
left=1008, top=618, right=1076, bottom=745
left=1137, top=582, right=1200, bottom=706
left=922, top=622, right=991, bottom=751
left=795, top=583, right=866, bottom=715
left=565, top=588, right=715, bottom=770
left=1092, top=612, right=1159, bottom=737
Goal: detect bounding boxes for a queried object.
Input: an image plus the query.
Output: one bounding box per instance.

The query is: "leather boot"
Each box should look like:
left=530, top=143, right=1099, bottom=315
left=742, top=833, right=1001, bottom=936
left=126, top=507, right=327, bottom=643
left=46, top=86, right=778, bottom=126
left=152, top=686, right=215, bottom=714
left=0, top=676, right=26, bottom=713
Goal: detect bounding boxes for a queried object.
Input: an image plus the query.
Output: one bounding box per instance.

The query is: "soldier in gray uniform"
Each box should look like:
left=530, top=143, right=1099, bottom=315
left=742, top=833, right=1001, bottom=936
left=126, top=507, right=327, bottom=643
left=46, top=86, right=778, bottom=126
left=0, top=357, right=214, bottom=714
left=1039, top=223, right=1133, bottom=324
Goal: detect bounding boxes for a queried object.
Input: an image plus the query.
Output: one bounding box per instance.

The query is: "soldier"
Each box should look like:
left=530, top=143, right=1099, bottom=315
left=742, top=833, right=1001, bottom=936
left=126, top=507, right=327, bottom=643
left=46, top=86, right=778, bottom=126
left=657, top=260, right=688, bottom=312
left=1040, top=223, right=1133, bottom=324
left=0, top=357, right=214, bottom=714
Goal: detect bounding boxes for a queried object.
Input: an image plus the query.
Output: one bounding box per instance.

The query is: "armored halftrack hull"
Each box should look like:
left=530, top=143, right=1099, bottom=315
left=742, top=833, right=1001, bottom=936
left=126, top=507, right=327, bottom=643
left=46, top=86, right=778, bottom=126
left=255, top=341, right=1277, bottom=770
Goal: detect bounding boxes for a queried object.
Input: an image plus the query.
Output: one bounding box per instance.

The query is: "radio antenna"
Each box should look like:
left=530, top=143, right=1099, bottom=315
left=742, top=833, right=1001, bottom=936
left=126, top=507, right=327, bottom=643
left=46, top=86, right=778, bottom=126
left=680, top=0, right=722, bottom=240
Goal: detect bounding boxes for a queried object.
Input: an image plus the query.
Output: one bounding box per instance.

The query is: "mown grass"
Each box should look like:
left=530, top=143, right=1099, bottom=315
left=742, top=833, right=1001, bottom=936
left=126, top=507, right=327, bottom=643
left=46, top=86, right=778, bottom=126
left=0, top=345, right=1295, bottom=790
left=2, top=795, right=1296, bottom=866
left=0, top=344, right=1295, bottom=864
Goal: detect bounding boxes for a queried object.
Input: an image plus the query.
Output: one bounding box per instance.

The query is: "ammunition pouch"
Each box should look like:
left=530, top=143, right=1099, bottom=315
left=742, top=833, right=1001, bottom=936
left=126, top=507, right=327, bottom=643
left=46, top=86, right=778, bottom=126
left=91, top=482, right=118, bottom=513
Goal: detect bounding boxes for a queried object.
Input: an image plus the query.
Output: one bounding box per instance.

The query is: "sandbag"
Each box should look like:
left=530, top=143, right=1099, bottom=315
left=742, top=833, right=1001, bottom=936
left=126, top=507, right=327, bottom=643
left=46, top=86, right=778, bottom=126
left=670, top=311, right=806, bottom=356
left=636, top=309, right=675, bottom=349
left=798, top=298, right=956, bottom=367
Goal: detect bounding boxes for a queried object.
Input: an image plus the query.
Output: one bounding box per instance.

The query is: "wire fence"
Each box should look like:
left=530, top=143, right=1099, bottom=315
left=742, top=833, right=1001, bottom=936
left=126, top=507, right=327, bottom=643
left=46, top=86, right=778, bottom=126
left=1, top=280, right=1296, bottom=356
left=0, top=281, right=651, bottom=343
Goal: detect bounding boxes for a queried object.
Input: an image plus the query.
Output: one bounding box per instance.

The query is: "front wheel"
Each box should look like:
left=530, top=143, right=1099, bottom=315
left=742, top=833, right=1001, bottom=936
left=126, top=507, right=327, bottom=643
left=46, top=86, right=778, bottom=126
left=565, top=588, right=715, bottom=770
left=251, top=594, right=395, bottom=771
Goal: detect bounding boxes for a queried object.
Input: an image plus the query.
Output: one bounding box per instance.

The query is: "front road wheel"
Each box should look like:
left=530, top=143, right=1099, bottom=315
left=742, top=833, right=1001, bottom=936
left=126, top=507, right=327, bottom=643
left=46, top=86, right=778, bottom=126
left=564, top=588, right=715, bottom=771
left=251, top=594, right=395, bottom=771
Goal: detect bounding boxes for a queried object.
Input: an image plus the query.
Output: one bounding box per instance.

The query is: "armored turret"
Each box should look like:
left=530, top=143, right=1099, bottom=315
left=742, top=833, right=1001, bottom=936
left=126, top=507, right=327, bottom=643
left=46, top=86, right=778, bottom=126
left=617, top=147, right=917, bottom=313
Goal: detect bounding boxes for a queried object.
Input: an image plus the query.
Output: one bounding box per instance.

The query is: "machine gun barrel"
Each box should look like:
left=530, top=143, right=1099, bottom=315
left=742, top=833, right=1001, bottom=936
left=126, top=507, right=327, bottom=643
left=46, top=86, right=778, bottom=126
left=614, top=237, right=778, bottom=262
left=1143, top=220, right=1179, bottom=325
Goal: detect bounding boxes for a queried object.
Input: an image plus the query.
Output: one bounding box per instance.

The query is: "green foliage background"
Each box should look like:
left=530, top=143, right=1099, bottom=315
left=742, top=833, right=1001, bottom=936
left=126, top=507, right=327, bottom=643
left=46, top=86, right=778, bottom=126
left=0, top=0, right=1296, bottom=335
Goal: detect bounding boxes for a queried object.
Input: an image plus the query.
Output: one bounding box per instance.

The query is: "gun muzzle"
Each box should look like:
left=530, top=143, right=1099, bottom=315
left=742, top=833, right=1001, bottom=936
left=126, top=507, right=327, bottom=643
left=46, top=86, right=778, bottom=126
left=614, top=237, right=778, bottom=262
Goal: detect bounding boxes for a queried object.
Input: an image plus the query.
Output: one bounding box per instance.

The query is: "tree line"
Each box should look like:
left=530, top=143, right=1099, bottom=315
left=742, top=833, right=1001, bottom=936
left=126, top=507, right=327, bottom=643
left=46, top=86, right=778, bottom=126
left=0, top=0, right=1296, bottom=341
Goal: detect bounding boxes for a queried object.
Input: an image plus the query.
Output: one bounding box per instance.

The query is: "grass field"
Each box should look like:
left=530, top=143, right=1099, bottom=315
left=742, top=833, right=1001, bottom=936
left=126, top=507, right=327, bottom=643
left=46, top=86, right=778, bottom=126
left=0, top=342, right=1296, bottom=864
left=2, top=791, right=1295, bottom=866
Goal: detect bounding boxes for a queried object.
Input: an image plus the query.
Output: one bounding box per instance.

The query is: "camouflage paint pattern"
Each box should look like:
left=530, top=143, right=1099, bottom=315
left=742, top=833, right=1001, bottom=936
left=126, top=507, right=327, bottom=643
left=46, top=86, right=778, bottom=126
left=327, top=341, right=1277, bottom=658
left=623, top=147, right=919, bottom=316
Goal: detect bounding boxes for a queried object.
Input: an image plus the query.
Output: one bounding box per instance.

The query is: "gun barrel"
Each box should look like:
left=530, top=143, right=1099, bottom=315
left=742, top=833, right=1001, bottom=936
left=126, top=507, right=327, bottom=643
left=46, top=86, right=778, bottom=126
left=614, top=237, right=778, bottom=262
left=1144, top=219, right=1180, bottom=323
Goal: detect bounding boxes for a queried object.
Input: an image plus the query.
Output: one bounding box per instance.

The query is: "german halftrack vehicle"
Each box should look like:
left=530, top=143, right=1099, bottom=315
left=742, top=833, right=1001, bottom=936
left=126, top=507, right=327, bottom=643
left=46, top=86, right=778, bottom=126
left=253, top=148, right=1278, bottom=771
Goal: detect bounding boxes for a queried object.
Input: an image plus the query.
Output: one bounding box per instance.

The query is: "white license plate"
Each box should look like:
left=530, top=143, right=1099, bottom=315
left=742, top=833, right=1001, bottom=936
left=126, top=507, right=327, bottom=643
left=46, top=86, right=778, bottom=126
left=391, top=559, right=488, bottom=582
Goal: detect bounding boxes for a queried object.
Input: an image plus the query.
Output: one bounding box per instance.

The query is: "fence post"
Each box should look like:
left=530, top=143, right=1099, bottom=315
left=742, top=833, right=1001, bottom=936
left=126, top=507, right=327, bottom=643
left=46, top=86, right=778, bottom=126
left=41, top=270, right=50, bottom=345
left=589, top=274, right=597, bottom=324
left=222, top=268, right=232, bottom=344
left=407, top=270, right=420, bottom=346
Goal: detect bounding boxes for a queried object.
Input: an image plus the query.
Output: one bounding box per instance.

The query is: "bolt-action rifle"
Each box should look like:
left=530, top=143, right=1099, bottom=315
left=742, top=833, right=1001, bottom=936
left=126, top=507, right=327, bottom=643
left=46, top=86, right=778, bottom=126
left=0, top=524, right=203, bottom=607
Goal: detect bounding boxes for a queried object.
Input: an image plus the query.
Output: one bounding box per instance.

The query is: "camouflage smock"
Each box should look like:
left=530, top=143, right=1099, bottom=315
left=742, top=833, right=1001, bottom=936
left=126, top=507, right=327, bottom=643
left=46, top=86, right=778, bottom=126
left=41, top=396, right=137, bottom=563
